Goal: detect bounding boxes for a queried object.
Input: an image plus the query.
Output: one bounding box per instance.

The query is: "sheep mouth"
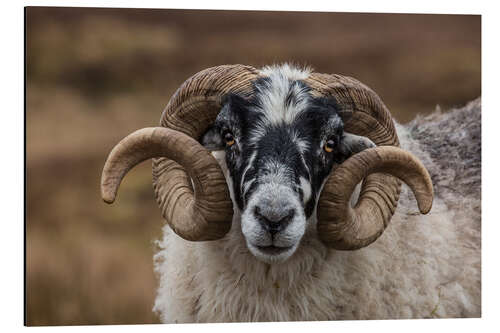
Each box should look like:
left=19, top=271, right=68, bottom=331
left=255, top=245, right=293, bottom=255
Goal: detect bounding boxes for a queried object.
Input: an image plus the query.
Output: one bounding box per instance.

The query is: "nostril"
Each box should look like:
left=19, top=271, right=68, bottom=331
left=253, top=206, right=296, bottom=236
left=254, top=206, right=262, bottom=218
left=254, top=206, right=267, bottom=225
left=279, top=209, right=295, bottom=224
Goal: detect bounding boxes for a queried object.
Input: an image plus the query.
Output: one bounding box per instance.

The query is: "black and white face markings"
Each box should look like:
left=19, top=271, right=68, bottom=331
left=207, top=82, right=346, bottom=216
left=201, top=66, right=369, bottom=262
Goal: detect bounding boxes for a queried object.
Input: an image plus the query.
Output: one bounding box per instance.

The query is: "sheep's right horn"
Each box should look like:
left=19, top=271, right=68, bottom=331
left=101, top=127, right=232, bottom=241
left=317, top=146, right=433, bottom=250
left=151, top=65, right=260, bottom=240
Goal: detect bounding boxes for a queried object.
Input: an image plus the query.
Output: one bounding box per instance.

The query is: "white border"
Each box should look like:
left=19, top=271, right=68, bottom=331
left=5, top=0, right=498, bottom=332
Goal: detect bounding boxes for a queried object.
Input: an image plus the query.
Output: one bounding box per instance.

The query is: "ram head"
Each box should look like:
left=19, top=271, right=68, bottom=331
left=101, top=64, right=433, bottom=263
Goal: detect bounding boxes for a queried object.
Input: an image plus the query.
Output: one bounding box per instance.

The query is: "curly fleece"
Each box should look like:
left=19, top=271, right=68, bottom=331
left=152, top=99, right=481, bottom=322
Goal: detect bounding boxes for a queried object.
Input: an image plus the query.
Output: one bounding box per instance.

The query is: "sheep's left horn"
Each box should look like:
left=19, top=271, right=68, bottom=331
left=317, top=146, right=433, bottom=250
left=101, top=127, right=232, bottom=241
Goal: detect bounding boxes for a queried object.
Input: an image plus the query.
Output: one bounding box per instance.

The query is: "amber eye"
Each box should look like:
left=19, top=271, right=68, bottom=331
left=224, top=131, right=235, bottom=147
left=324, top=139, right=335, bottom=153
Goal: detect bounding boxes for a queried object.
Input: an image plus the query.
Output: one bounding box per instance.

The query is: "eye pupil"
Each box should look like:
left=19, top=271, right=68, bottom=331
left=324, top=139, right=334, bottom=153
left=224, top=132, right=235, bottom=146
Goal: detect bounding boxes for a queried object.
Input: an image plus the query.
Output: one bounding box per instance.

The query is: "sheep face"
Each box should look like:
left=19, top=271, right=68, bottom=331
left=202, top=74, right=374, bottom=263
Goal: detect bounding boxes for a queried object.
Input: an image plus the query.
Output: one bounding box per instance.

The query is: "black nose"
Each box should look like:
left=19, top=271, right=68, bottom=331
left=254, top=206, right=296, bottom=236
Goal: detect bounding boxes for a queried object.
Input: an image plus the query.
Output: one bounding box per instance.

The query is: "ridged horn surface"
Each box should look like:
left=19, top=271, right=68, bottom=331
left=102, top=65, right=434, bottom=246
left=317, top=146, right=433, bottom=250
left=152, top=65, right=260, bottom=240
left=101, top=127, right=232, bottom=241
left=305, top=73, right=432, bottom=249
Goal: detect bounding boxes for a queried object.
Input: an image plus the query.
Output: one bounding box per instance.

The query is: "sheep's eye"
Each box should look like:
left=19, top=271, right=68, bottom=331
left=324, top=139, right=335, bottom=153
left=224, top=131, right=235, bottom=147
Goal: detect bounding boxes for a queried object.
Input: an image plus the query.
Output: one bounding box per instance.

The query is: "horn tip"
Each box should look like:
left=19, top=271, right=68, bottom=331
left=101, top=189, right=116, bottom=204
left=418, top=179, right=434, bottom=214
left=418, top=196, right=433, bottom=214
left=102, top=197, right=115, bottom=204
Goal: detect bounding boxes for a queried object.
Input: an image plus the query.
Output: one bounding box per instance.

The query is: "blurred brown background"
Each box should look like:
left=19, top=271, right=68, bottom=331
left=25, top=7, right=481, bottom=326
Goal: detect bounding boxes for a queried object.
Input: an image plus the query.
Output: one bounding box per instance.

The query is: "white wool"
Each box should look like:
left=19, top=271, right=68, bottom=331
left=152, top=101, right=481, bottom=322
left=248, top=64, right=312, bottom=146
left=259, top=63, right=313, bottom=81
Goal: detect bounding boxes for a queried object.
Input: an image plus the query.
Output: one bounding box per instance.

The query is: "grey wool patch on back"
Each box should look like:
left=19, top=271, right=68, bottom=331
left=407, top=98, right=481, bottom=202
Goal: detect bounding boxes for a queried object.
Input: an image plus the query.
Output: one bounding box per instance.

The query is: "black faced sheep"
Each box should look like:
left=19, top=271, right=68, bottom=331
left=101, top=64, right=480, bottom=322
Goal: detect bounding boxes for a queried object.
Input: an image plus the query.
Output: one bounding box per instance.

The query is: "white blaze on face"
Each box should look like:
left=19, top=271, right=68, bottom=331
left=299, top=176, right=312, bottom=204
left=240, top=151, right=257, bottom=204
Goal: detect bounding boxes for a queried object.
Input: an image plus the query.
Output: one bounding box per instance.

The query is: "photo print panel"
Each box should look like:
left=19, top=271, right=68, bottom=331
left=25, top=6, right=481, bottom=325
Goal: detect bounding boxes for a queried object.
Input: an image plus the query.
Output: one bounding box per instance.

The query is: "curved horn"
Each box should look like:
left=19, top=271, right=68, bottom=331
left=317, top=146, right=433, bottom=250
left=101, top=65, right=259, bottom=241
left=151, top=65, right=260, bottom=240
left=101, top=127, right=232, bottom=241
left=305, top=73, right=433, bottom=249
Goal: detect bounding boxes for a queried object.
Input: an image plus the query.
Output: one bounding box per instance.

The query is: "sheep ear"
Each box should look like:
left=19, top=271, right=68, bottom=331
left=338, top=132, right=376, bottom=162
left=201, top=126, right=224, bottom=151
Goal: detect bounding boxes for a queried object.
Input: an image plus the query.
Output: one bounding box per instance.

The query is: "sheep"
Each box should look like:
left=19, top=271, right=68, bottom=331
left=101, top=64, right=480, bottom=323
